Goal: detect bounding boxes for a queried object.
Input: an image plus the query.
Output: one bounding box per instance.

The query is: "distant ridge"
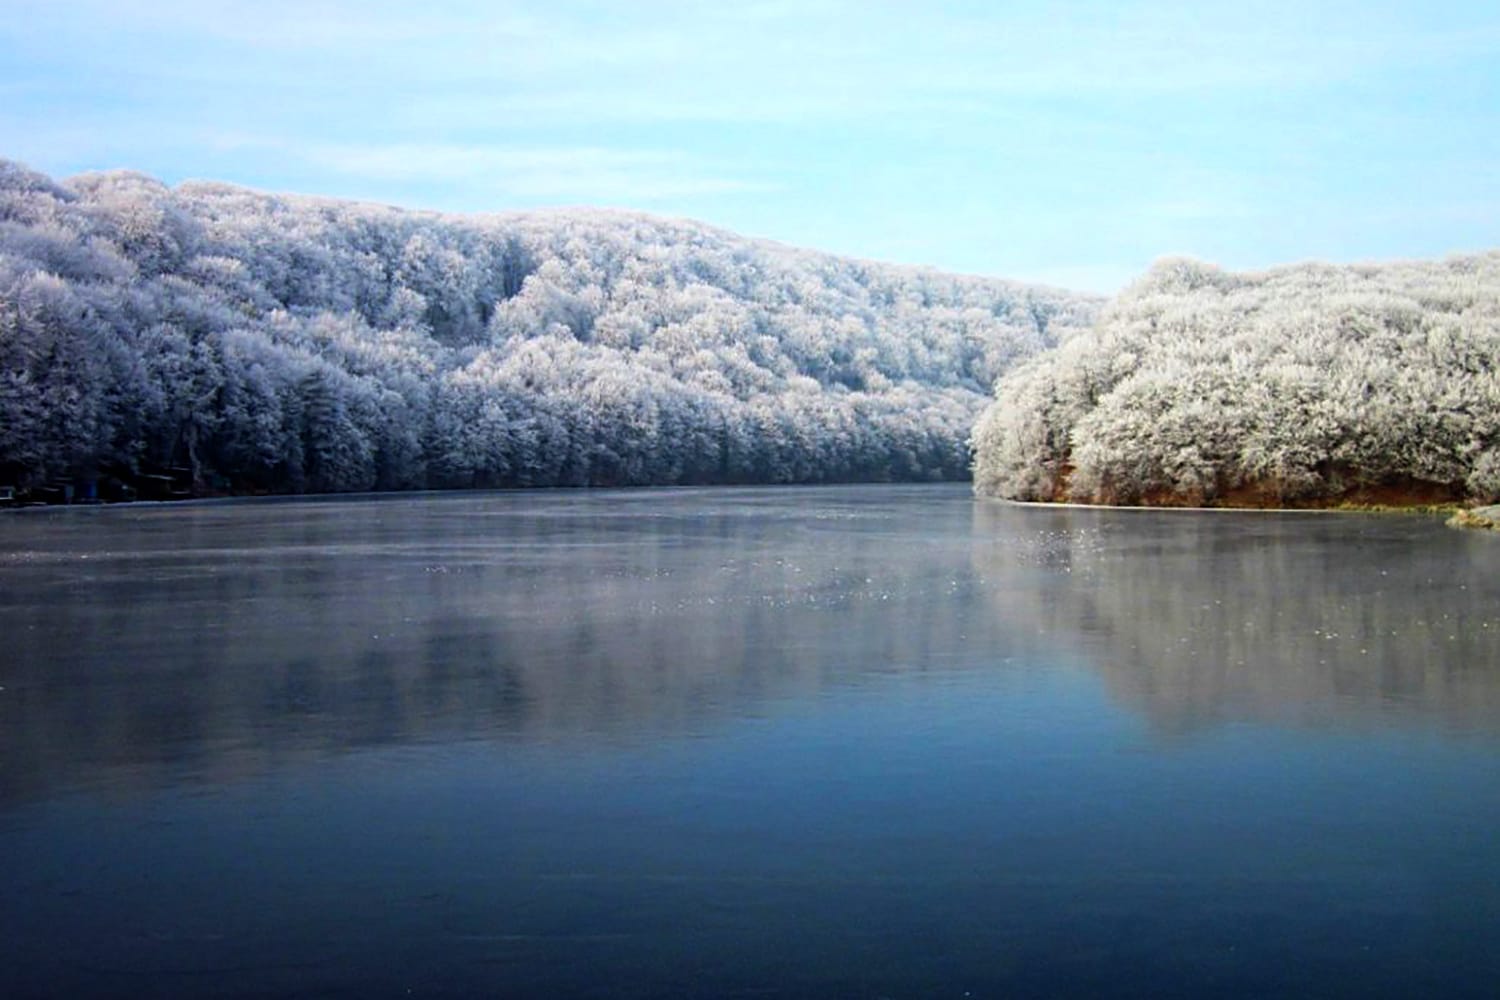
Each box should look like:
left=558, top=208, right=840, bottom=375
left=0, top=159, right=1099, bottom=496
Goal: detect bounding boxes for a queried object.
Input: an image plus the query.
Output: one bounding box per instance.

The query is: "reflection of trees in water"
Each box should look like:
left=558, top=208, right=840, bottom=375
left=972, top=503, right=1500, bottom=736
left=0, top=491, right=1009, bottom=804
left=8, top=493, right=1498, bottom=806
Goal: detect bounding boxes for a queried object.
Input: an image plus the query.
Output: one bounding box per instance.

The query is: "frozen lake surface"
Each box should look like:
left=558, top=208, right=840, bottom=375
left=2, top=484, right=1499, bottom=998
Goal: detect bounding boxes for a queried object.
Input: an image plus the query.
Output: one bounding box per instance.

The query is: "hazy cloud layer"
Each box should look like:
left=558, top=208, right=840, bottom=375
left=2, top=1, right=1497, bottom=290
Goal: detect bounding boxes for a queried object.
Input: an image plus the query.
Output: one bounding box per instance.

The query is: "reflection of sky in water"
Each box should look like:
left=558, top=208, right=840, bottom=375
left=2, top=486, right=1500, bottom=995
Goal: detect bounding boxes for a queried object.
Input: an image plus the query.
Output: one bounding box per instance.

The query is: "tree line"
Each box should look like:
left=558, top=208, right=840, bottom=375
left=972, top=254, right=1500, bottom=506
left=9, top=158, right=1494, bottom=507
left=0, top=160, right=1097, bottom=495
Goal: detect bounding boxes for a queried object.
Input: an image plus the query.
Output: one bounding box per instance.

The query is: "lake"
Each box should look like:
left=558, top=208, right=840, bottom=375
left=2, top=484, right=1499, bottom=998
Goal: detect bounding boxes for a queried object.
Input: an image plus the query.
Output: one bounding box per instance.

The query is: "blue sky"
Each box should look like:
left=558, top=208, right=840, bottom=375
left=1, top=0, right=1497, bottom=291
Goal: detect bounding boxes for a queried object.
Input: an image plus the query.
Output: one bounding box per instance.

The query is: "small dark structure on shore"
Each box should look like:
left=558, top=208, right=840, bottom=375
left=1, top=467, right=193, bottom=508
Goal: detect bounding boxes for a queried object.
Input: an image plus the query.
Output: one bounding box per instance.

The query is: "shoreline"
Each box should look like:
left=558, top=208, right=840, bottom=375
left=0, top=480, right=970, bottom=514
left=984, top=496, right=1462, bottom=516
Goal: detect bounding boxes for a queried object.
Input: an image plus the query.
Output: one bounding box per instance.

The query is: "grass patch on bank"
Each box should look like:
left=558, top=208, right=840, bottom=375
left=1448, top=506, right=1500, bottom=530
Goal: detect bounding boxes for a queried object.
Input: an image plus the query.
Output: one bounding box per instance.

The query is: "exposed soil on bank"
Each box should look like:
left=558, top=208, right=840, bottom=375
left=1032, top=465, right=1468, bottom=512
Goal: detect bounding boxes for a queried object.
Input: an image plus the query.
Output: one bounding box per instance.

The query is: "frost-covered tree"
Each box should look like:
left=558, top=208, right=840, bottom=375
left=972, top=254, right=1500, bottom=506
left=0, top=159, right=1098, bottom=494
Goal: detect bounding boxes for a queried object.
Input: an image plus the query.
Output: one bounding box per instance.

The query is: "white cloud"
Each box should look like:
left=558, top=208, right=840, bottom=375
left=214, top=137, right=778, bottom=203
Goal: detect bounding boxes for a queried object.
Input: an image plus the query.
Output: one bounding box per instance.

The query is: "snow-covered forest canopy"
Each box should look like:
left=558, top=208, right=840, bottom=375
left=9, top=157, right=1497, bottom=507
left=0, top=160, right=1099, bottom=494
left=972, top=254, right=1500, bottom=506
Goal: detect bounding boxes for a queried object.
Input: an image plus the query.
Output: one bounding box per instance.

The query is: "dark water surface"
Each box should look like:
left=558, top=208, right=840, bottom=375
left=2, top=485, right=1499, bottom=998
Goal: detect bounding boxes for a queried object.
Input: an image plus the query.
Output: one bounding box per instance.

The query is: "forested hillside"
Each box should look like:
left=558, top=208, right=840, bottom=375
left=972, top=254, right=1500, bottom=507
left=0, top=160, right=1098, bottom=495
